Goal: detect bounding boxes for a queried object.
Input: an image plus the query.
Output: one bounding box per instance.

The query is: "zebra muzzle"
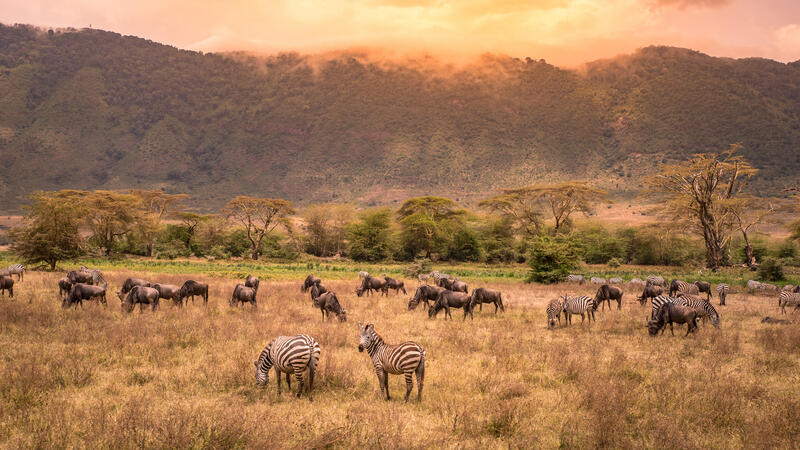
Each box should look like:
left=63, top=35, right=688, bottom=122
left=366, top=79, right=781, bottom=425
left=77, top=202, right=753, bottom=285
left=358, top=344, right=364, bottom=352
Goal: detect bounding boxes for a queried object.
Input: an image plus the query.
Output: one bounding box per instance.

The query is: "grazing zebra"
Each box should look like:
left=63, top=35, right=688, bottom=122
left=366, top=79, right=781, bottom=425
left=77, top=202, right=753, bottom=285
left=746, top=280, right=762, bottom=291
left=429, top=271, right=442, bottom=286
left=562, top=295, right=596, bottom=325
left=716, top=284, right=729, bottom=306
left=566, top=274, right=586, bottom=284
left=546, top=299, right=563, bottom=328
left=608, top=277, right=623, bottom=284
left=417, top=273, right=430, bottom=284
left=646, top=275, right=666, bottom=287
left=254, top=335, right=320, bottom=400
left=358, top=323, right=425, bottom=402
left=677, top=293, right=720, bottom=328
left=669, top=280, right=699, bottom=297
left=778, top=291, right=800, bottom=315
left=80, top=266, right=107, bottom=288
left=782, top=285, right=795, bottom=292
left=6, top=264, right=24, bottom=281
left=761, top=283, right=778, bottom=292
left=590, top=277, right=607, bottom=285
left=650, top=295, right=679, bottom=320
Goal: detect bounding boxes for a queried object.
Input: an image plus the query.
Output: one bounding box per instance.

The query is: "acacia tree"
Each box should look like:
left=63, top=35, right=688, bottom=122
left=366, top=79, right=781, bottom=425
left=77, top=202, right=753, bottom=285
left=224, top=196, right=295, bottom=260
left=174, top=211, right=212, bottom=250
left=478, top=190, right=543, bottom=237
left=396, top=196, right=465, bottom=259
left=728, top=197, right=774, bottom=269
left=646, top=145, right=757, bottom=269
left=130, top=190, right=188, bottom=256
left=83, top=191, right=143, bottom=255
left=9, top=191, right=86, bottom=269
left=484, top=182, right=606, bottom=234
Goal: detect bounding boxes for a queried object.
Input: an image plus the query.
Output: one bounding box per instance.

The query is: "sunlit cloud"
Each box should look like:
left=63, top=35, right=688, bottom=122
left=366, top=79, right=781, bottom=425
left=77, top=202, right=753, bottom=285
left=3, top=0, right=799, bottom=66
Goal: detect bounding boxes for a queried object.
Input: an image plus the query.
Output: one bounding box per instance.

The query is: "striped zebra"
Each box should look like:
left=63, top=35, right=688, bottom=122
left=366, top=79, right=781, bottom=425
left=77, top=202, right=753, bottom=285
left=358, top=271, right=369, bottom=280
left=677, top=293, right=720, bottom=328
left=358, top=323, right=425, bottom=402
left=716, top=284, right=729, bottom=306
left=80, top=266, right=107, bottom=289
left=590, top=277, right=607, bottom=285
left=562, top=295, right=596, bottom=325
left=566, top=274, right=586, bottom=284
left=646, top=275, right=666, bottom=287
left=429, top=271, right=442, bottom=286
left=778, top=291, right=800, bottom=315
left=254, top=335, right=320, bottom=399
left=746, top=280, right=762, bottom=291
left=546, top=299, right=563, bottom=328
left=608, top=277, right=623, bottom=284
left=669, top=280, right=699, bottom=297
left=417, top=273, right=430, bottom=284
left=650, top=295, right=679, bottom=320
left=5, top=264, right=25, bottom=281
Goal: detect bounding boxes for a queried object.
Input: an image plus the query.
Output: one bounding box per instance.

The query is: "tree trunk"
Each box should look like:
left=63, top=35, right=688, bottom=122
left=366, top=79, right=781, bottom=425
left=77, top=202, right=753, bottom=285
left=50, top=259, right=57, bottom=270
left=704, top=239, right=723, bottom=269
left=146, top=242, right=153, bottom=257
left=742, top=230, right=757, bottom=270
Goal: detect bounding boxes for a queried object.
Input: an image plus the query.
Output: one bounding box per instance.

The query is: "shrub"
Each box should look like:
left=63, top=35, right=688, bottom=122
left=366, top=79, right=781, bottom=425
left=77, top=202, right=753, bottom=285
left=608, top=257, right=621, bottom=268
left=758, top=257, right=784, bottom=282
left=526, top=236, right=579, bottom=284
left=776, top=240, right=797, bottom=260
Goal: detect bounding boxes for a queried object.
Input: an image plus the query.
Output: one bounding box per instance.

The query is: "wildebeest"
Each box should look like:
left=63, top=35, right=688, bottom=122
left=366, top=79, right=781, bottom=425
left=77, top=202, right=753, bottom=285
left=356, top=276, right=388, bottom=297
left=384, top=277, right=407, bottom=295
left=428, top=290, right=473, bottom=320
left=595, top=284, right=623, bottom=311
left=230, top=284, right=257, bottom=308
left=58, top=277, right=73, bottom=298
left=245, top=274, right=260, bottom=293
left=301, top=274, right=321, bottom=293
left=312, top=292, right=347, bottom=322
left=67, top=270, right=93, bottom=285
left=761, top=316, right=792, bottom=324
left=647, top=303, right=697, bottom=336
left=64, top=283, right=106, bottom=308
left=310, top=282, right=328, bottom=302
left=121, top=285, right=160, bottom=312
left=121, top=277, right=151, bottom=295
left=152, top=283, right=182, bottom=307
left=408, top=285, right=445, bottom=310
left=694, top=281, right=712, bottom=301
left=638, top=284, right=663, bottom=305
left=358, top=271, right=369, bottom=280
left=179, top=280, right=209, bottom=305
left=0, top=275, right=13, bottom=298
left=468, top=288, right=505, bottom=314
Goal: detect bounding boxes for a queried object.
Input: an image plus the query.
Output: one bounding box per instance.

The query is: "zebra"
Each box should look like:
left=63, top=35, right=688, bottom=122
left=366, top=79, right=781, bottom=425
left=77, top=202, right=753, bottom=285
left=358, top=323, right=425, bottom=402
left=650, top=295, right=679, bottom=320
left=590, top=277, right=607, bottom=285
left=80, top=266, right=107, bottom=289
left=608, top=277, right=623, bottom=284
left=716, top=284, right=729, bottom=306
left=6, top=264, right=24, bottom=281
left=646, top=275, right=666, bottom=287
left=669, top=280, right=699, bottom=297
left=778, top=291, right=800, bottom=315
left=746, top=280, right=762, bottom=291
left=254, top=335, right=320, bottom=399
left=417, top=273, right=430, bottom=284
left=546, top=299, right=563, bottom=328
left=562, top=295, right=596, bottom=325
left=358, top=271, right=369, bottom=280
left=566, top=274, right=586, bottom=284
left=429, top=271, right=442, bottom=286
left=677, top=293, right=720, bottom=328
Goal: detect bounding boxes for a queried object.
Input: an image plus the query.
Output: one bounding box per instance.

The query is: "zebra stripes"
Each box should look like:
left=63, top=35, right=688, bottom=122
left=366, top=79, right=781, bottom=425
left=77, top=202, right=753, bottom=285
left=716, top=284, right=729, bottom=306
left=778, top=291, right=800, bottom=315
left=566, top=274, right=586, bottom=284
left=546, top=299, right=563, bottom=328
left=80, top=266, right=107, bottom=289
left=646, top=275, right=666, bottom=287
left=6, top=264, right=24, bottom=281
left=677, top=293, right=720, bottom=328
left=254, top=335, right=320, bottom=399
left=669, top=280, right=698, bottom=297
left=358, top=323, right=425, bottom=402
left=650, top=295, right=678, bottom=320
left=562, top=295, right=596, bottom=325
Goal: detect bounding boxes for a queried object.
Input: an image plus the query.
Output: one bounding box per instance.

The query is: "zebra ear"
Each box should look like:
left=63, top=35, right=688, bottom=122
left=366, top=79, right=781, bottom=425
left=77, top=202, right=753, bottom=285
left=357, top=322, right=363, bottom=330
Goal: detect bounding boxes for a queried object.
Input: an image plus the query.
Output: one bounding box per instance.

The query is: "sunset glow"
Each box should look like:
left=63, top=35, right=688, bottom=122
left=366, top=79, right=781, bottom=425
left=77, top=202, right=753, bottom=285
left=4, top=0, right=800, bottom=65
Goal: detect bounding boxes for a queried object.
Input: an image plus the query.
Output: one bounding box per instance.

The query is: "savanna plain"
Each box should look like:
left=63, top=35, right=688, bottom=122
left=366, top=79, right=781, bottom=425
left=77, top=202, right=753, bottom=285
left=1, top=266, right=799, bottom=449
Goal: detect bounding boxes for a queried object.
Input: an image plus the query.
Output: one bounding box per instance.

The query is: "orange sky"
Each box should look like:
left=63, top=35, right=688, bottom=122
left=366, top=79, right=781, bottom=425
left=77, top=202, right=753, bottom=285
left=4, top=0, right=800, bottom=66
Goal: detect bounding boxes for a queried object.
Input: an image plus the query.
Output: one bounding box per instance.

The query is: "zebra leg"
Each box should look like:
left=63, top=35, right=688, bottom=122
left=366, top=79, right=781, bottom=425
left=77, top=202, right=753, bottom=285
left=276, top=367, right=282, bottom=394
left=376, top=369, right=387, bottom=400
left=308, top=360, right=316, bottom=401
left=286, top=372, right=291, bottom=390
left=415, top=359, right=424, bottom=402
left=383, top=370, right=390, bottom=400
left=404, top=372, right=414, bottom=402
left=294, top=371, right=304, bottom=398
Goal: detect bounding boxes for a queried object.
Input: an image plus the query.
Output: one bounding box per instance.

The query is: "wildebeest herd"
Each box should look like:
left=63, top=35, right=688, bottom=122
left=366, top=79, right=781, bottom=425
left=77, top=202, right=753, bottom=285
left=1, top=263, right=798, bottom=402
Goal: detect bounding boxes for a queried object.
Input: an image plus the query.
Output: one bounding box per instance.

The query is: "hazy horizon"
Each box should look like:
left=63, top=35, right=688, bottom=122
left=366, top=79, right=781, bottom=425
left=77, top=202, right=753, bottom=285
left=4, top=0, right=800, bottom=67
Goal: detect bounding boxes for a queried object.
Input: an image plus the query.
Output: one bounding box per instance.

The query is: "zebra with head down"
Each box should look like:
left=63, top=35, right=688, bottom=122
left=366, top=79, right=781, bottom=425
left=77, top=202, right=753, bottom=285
left=254, top=335, right=320, bottom=400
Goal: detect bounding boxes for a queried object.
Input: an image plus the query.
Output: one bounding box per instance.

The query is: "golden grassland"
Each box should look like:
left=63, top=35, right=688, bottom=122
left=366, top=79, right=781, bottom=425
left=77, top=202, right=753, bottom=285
left=1, top=270, right=799, bottom=448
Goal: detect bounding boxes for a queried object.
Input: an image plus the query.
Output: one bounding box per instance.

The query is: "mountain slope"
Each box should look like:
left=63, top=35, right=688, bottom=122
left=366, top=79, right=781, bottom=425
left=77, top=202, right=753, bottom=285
left=1, top=24, right=798, bottom=210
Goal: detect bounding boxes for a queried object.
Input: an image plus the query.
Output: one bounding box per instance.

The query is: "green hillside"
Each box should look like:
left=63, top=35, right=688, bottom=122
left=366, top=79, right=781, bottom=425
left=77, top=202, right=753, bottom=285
left=1, top=24, right=799, bottom=210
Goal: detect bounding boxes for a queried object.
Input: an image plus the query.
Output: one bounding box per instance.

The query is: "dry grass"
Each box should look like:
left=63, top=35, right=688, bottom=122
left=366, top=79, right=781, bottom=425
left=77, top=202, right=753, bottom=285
left=1, top=271, right=799, bottom=448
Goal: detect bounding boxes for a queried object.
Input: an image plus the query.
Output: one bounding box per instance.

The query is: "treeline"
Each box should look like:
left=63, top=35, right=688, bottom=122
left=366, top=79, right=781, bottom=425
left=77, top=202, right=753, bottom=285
left=7, top=186, right=796, bottom=271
